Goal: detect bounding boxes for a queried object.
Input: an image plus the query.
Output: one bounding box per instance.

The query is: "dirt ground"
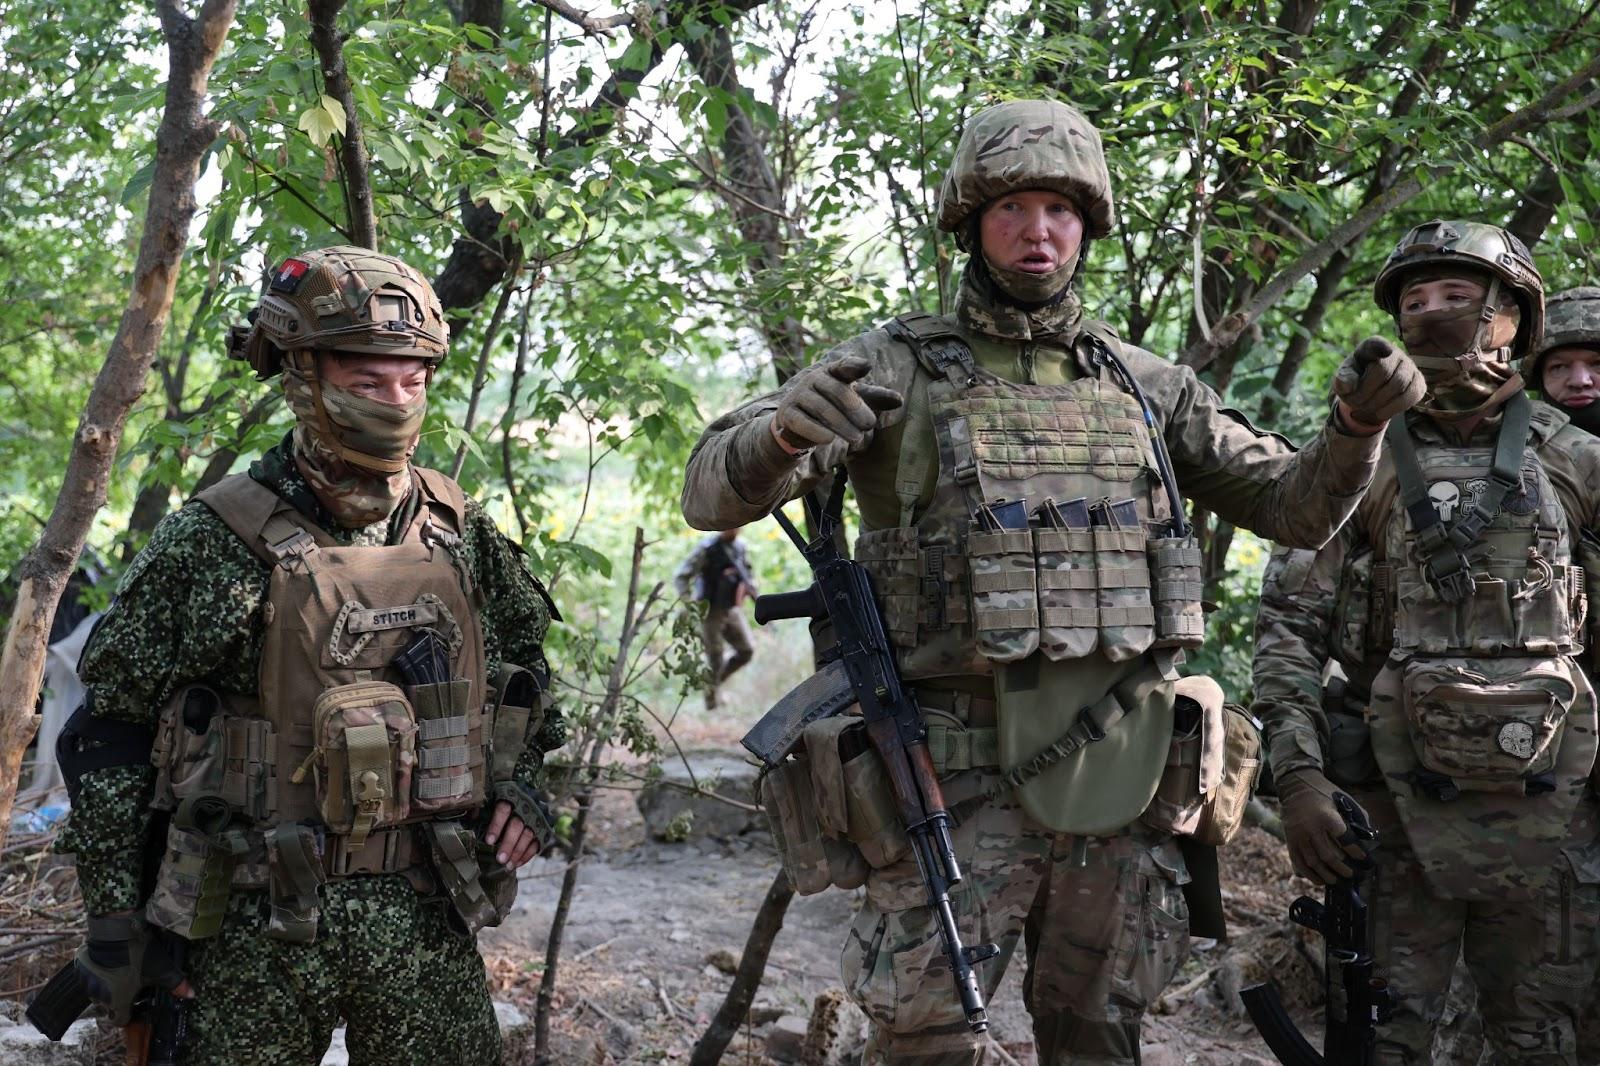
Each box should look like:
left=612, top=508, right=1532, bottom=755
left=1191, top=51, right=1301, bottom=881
left=486, top=685, right=1332, bottom=1066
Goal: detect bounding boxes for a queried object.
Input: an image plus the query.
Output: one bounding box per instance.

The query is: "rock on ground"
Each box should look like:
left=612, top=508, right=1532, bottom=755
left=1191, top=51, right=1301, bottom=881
left=0, top=1004, right=96, bottom=1066
left=635, top=750, right=765, bottom=841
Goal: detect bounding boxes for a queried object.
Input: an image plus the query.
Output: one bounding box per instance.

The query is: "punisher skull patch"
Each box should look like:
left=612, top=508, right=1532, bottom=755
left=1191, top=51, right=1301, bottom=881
left=1428, top=481, right=1462, bottom=523
left=1497, top=721, right=1536, bottom=759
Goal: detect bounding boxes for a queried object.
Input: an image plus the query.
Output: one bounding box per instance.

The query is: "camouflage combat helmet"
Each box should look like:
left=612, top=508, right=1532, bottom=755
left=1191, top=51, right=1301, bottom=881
left=1373, top=219, right=1544, bottom=358
left=229, top=246, right=448, bottom=378
left=1525, top=286, right=1600, bottom=380
left=937, top=98, right=1115, bottom=245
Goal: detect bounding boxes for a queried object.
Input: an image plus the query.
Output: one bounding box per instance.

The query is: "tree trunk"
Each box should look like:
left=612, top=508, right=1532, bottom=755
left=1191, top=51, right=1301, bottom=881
left=689, top=870, right=796, bottom=1066
left=308, top=0, right=378, bottom=249
left=0, top=0, right=238, bottom=848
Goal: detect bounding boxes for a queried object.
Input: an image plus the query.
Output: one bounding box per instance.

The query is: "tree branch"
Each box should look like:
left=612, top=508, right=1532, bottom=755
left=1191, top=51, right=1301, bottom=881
left=0, top=0, right=239, bottom=848
left=529, top=0, right=637, bottom=36
left=307, top=0, right=378, bottom=249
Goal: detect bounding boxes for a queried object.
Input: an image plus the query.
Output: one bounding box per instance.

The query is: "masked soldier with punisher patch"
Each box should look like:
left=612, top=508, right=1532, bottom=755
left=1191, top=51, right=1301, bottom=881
left=54, top=247, right=565, bottom=1065
left=681, top=98, right=1424, bottom=1065
left=1252, top=221, right=1600, bottom=1064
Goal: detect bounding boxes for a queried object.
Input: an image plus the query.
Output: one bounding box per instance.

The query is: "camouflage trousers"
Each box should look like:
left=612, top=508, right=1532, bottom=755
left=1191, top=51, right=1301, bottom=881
left=1347, top=784, right=1600, bottom=1066
left=703, top=604, right=753, bottom=696
left=178, top=874, right=500, bottom=1065
left=841, top=772, right=1190, bottom=1065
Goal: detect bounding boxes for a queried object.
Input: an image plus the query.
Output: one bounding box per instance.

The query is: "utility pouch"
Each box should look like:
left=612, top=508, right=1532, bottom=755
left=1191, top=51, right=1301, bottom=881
left=1142, top=676, right=1224, bottom=836
left=265, top=823, right=325, bottom=943
left=1035, top=528, right=1098, bottom=660
left=304, top=681, right=417, bottom=849
left=408, top=679, right=479, bottom=814
left=1148, top=534, right=1204, bottom=650
left=967, top=528, right=1039, bottom=661
left=1094, top=525, right=1155, bottom=661
left=423, top=820, right=498, bottom=935
left=146, top=794, right=247, bottom=941
left=152, top=686, right=275, bottom=821
left=803, top=716, right=911, bottom=871
left=1401, top=656, right=1575, bottom=793
left=1193, top=703, right=1262, bottom=846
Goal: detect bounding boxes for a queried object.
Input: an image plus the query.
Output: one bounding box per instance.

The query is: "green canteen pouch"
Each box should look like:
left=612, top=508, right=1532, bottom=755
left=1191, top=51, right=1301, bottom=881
left=758, top=755, right=866, bottom=895
left=1094, top=525, right=1155, bottom=662
left=1401, top=656, right=1575, bottom=792
left=1140, top=675, right=1224, bottom=836
left=152, top=686, right=275, bottom=821
left=265, top=823, right=325, bottom=943
left=968, top=527, right=1039, bottom=662
left=1148, top=534, right=1204, bottom=650
left=407, top=678, right=479, bottom=814
left=424, top=820, right=498, bottom=935
left=1036, top=527, right=1098, bottom=660
left=1193, top=702, right=1262, bottom=846
left=307, top=681, right=417, bottom=848
left=802, top=716, right=911, bottom=871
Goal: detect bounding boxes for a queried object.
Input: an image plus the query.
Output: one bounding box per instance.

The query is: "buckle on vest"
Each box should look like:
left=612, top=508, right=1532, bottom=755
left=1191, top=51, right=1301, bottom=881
left=421, top=517, right=462, bottom=552
left=1423, top=551, right=1476, bottom=604
left=1410, top=768, right=1460, bottom=802
left=266, top=529, right=317, bottom=566
left=1524, top=771, right=1557, bottom=797
left=1077, top=708, right=1106, bottom=743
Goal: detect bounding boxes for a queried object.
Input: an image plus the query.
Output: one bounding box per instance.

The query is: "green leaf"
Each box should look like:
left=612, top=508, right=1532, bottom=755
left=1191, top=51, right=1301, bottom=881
left=120, top=160, right=156, bottom=205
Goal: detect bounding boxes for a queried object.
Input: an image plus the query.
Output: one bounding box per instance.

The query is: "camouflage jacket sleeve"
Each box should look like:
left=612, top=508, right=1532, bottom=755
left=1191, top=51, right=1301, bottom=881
left=461, top=500, right=566, bottom=787
left=681, top=330, right=916, bottom=530
left=1250, top=536, right=1349, bottom=778
left=1535, top=420, right=1600, bottom=670
left=57, top=505, right=270, bottom=915
left=1120, top=346, right=1383, bottom=549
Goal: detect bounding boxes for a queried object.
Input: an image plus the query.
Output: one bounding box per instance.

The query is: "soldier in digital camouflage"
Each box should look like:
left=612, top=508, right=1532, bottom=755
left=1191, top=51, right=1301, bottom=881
left=1529, top=287, right=1600, bottom=437
left=1252, top=222, right=1600, bottom=1064
left=682, top=97, right=1423, bottom=1065
left=54, top=246, right=566, bottom=1065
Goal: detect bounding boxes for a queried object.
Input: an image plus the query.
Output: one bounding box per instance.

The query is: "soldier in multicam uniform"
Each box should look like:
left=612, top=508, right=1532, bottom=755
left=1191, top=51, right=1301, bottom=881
left=682, top=98, right=1423, bottom=1065
left=54, top=247, right=565, bottom=1065
left=1530, top=287, right=1600, bottom=437
left=1252, top=222, right=1600, bottom=1065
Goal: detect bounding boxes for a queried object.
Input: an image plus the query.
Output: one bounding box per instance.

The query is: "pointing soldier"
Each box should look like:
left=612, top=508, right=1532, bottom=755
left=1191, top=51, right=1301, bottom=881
left=1252, top=222, right=1600, bottom=1063
left=54, top=247, right=564, bottom=1064
left=683, top=98, right=1422, bottom=1064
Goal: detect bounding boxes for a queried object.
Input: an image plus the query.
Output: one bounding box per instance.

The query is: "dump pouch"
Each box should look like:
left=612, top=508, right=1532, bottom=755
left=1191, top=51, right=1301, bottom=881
left=265, top=823, right=325, bottom=943
left=423, top=819, right=499, bottom=935
left=1193, top=703, right=1262, bottom=846
left=1148, top=534, right=1205, bottom=650
left=758, top=755, right=867, bottom=895
left=305, top=681, right=417, bottom=849
left=1141, top=676, right=1224, bottom=836
left=968, top=528, right=1039, bottom=661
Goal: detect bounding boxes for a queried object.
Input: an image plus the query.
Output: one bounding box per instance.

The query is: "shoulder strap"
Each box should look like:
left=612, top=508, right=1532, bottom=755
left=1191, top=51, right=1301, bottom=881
left=880, top=313, right=975, bottom=527
left=413, top=467, right=469, bottom=535
left=192, top=474, right=325, bottom=569
left=1387, top=391, right=1534, bottom=602
left=882, top=311, right=977, bottom=385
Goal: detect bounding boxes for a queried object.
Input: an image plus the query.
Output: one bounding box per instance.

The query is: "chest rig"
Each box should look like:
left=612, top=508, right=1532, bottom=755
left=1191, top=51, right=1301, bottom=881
left=853, top=312, right=1204, bottom=685
left=148, top=469, right=493, bottom=939
left=1364, top=396, right=1596, bottom=900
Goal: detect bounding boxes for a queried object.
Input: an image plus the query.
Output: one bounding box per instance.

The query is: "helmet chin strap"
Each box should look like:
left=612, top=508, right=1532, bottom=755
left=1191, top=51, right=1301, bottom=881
left=288, top=349, right=412, bottom=475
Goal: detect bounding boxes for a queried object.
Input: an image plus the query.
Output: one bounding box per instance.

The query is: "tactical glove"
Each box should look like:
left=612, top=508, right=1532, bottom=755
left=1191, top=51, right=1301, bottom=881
left=1276, top=769, right=1374, bottom=885
left=75, top=913, right=185, bottom=1026
left=1331, top=337, right=1426, bottom=428
left=770, top=357, right=903, bottom=452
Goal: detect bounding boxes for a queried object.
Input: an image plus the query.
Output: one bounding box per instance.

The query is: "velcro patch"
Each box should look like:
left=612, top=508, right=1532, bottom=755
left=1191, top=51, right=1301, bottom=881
left=345, top=602, right=440, bottom=633
left=270, top=258, right=311, bottom=293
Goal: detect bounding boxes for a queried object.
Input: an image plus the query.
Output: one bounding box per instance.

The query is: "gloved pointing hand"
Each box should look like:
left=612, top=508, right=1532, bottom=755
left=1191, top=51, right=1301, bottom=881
left=1276, top=769, right=1375, bottom=885
left=770, top=356, right=903, bottom=453
left=75, top=913, right=188, bottom=1025
left=1331, top=337, right=1426, bottom=432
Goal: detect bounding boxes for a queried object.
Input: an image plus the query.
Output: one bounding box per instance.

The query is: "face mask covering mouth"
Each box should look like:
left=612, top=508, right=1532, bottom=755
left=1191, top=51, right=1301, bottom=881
left=1396, top=279, right=1522, bottom=415
left=983, top=251, right=1080, bottom=308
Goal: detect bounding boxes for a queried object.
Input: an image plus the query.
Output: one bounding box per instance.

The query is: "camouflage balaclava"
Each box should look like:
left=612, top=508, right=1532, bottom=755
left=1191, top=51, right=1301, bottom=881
left=229, top=246, right=448, bottom=528
left=1528, top=287, right=1600, bottom=436
left=938, top=99, right=1114, bottom=339
left=1372, top=220, right=1543, bottom=427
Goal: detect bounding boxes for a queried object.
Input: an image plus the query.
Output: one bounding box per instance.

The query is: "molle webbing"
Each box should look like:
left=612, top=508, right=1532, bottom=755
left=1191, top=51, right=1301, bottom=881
left=884, top=312, right=978, bottom=527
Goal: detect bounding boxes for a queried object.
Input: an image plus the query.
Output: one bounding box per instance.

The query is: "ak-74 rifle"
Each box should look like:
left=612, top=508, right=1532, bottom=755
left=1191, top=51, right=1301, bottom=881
left=743, top=472, right=1000, bottom=1032
left=1241, top=793, right=1397, bottom=1065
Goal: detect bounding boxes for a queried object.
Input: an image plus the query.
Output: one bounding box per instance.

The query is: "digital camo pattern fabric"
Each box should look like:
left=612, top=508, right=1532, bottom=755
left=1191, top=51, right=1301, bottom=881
left=842, top=774, right=1189, bottom=1066
left=58, top=432, right=565, bottom=917
left=181, top=875, right=499, bottom=1066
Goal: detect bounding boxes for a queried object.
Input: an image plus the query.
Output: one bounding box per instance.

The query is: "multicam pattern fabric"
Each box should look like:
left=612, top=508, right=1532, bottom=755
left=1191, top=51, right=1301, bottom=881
left=843, top=772, right=1189, bottom=1065
left=1251, top=401, right=1600, bottom=1062
left=58, top=434, right=563, bottom=915
left=180, top=874, right=500, bottom=1065
left=956, top=262, right=1083, bottom=343
left=282, top=370, right=421, bottom=528
left=935, top=98, right=1116, bottom=239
